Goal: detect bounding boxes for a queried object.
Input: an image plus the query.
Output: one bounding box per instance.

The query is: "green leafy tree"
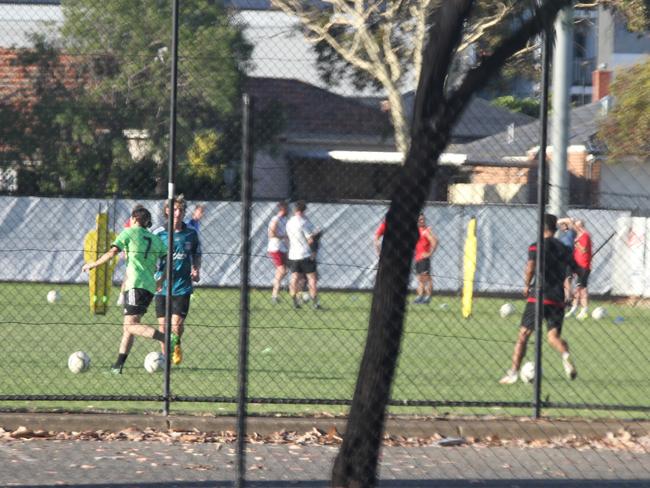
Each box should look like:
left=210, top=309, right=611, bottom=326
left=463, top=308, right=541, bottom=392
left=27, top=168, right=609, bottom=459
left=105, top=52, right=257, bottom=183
left=586, top=1, right=650, bottom=32
left=60, top=0, right=253, bottom=197
left=599, top=58, right=650, bottom=160
left=0, top=37, right=126, bottom=196
left=492, top=95, right=542, bottom=117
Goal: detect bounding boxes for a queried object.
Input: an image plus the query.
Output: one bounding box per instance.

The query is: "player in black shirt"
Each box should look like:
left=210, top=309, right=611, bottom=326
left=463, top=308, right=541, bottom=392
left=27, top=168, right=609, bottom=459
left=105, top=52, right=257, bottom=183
left=499, top=214, right=578, bottom=384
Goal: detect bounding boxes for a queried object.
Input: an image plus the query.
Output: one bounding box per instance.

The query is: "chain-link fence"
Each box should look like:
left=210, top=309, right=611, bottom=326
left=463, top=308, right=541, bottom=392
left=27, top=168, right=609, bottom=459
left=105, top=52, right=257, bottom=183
left=1, top=1, right=650, bottom=486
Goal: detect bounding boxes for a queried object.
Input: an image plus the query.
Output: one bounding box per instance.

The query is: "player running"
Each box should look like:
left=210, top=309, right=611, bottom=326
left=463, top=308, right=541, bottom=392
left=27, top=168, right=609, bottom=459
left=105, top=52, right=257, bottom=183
left=153, top=195, right=201, bottom=366
left=82, top=205, right=167, bottom=374
left=499, top=214, right=577, bottom=384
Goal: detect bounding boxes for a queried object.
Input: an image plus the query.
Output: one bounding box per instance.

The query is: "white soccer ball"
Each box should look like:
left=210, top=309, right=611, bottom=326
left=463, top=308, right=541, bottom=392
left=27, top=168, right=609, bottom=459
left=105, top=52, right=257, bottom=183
left=500, top=303, right=515, bottom=318
left=591, top=306, right=607, bottom=320
left=47, top=290, right=60, bottom=303
left=519, top=361, right=536, bottom=384
left=144, top=351, right=164, bottom=373
left=68, top=351, right=90, bottom=374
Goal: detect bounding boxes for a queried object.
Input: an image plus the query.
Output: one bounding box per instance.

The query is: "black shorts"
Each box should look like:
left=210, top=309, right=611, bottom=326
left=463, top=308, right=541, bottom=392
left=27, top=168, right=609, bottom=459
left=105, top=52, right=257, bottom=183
left=289, top=258, right=317, bottom=274
left=575, top=266, right=590, bottom=288
left=155, top=294, right=191, bottom=318
left=415, top=258, right=431, bottom=275
left=521, top=301, right=564, bottom=333
left=123, top=288, right=153, bottom=316
left=565, top=264, right=574, bottom=279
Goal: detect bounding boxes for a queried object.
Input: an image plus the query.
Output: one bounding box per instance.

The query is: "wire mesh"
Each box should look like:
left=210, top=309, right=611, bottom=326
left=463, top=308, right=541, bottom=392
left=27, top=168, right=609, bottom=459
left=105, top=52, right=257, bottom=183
left=0, top=1, right=649, bottom=486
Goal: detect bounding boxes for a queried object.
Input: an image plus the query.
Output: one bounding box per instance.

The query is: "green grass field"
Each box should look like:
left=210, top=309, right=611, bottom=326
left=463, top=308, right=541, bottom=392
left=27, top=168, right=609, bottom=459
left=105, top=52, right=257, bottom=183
left=1, top=282, right=648, bottom=419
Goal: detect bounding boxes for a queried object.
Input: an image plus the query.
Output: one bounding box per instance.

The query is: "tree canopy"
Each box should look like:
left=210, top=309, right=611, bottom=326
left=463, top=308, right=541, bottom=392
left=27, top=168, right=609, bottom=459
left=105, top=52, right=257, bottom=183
left=0, top=0, right=254, bottom=198
left=272, top=0, right=650, bottom=155
left=599, top=58, right=650, bottom=160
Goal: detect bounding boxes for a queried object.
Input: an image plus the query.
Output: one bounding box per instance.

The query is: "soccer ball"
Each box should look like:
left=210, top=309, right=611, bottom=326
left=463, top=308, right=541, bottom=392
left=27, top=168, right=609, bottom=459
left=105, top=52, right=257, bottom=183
left=591, top=306, right=607, bottom=320
left=144, top=351, right=164, bottom=373
left=500, top=303, right=515, bottom=318
left=519, top=361, right=536, bottom=383
left=47, top=290, right=60, bottom=303
left=68, top=351, right=90, bottom=374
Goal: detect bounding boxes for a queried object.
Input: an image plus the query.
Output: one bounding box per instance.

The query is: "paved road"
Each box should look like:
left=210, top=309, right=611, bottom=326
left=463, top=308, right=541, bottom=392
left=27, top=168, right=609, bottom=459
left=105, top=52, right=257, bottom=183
left=1, top=439, right=649, bottom=487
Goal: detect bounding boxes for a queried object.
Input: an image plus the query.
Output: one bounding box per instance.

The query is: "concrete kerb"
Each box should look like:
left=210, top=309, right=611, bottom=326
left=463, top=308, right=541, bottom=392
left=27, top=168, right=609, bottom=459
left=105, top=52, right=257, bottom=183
left=1, top=412, right=649, bottom=441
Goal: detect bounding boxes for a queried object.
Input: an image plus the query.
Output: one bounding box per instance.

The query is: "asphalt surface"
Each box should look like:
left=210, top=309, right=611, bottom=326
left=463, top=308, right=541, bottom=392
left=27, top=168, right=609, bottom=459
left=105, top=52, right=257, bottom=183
left=0, top=413, right=649, bottom=487
left=1, top=440, right=650, bottom=487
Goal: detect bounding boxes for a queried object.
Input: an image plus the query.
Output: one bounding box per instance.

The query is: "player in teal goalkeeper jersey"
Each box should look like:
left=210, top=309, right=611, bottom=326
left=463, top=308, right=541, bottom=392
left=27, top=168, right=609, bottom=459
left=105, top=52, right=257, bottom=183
left=82, top=205, right=169, bottom=374
left=153, top=195, right=201, bottom=366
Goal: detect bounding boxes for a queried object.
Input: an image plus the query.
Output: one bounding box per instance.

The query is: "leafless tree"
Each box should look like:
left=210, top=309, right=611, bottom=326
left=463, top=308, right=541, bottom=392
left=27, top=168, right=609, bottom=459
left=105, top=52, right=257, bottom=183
left=328, top=1, right=572, bottom=487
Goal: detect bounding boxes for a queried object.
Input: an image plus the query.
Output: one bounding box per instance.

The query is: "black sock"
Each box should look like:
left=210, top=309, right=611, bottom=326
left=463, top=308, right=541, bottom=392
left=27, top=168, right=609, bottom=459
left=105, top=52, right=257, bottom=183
left=113, top=353, right=128, bottom=370
left=153, top=330, right=165, bottom=342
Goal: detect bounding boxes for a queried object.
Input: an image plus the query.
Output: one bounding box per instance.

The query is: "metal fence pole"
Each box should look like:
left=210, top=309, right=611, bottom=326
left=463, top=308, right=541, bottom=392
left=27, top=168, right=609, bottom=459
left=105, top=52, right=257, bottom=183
left=236, top=93, right=254, bottom=488
left=163, top=0, right=180, bottom=417
left=534, top=27, right=553, bottom=420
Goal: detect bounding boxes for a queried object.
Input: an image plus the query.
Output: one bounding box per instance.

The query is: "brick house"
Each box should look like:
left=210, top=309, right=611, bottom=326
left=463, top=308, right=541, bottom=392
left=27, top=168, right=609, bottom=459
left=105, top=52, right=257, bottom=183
left=444, top=97, right=611, bottom=206
left=250, top=77, right=537, bottom=202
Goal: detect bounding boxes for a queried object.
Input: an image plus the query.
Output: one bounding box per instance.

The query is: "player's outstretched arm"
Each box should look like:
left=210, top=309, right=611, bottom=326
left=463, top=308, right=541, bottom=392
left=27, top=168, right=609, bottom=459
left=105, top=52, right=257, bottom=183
left=82, top=246, right=119, bottom=273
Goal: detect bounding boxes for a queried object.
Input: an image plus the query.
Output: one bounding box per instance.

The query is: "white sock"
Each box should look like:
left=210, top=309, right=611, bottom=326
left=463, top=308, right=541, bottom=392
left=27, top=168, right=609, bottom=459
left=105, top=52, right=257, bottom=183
left=562, top=352, right=570, bottom=360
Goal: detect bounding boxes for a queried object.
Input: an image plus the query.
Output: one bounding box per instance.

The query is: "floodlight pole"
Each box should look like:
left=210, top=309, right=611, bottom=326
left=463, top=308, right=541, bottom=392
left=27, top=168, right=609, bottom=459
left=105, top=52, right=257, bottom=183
left=549, top=6, right=573, bottom=217
left=534, top=24, right=553, bottom=420
left=163, top=0, right=180, bottom=417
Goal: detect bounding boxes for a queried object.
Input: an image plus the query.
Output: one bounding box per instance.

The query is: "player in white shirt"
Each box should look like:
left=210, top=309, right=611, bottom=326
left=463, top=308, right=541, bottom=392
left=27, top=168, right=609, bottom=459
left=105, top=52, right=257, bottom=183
left=286, top=200, right=320, bottom=309
left=267, top=201, right=289, bottom=303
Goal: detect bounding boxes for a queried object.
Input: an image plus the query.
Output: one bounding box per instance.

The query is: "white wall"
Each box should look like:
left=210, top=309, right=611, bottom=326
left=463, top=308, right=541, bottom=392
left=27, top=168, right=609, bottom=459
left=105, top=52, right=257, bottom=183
left=600, top=162, right=650, bottom=211
left=0, top=197, right=630, bottom=296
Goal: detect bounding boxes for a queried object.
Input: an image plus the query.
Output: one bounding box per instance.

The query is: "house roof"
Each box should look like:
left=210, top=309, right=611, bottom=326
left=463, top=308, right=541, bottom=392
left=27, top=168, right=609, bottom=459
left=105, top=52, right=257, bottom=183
left=0, top=3, right=416, bottom=98
left=401, top=91, right=536, bottom=142
left=446, top=98, right=612, bottom=164
left=244, top=77, right=391, bottom=141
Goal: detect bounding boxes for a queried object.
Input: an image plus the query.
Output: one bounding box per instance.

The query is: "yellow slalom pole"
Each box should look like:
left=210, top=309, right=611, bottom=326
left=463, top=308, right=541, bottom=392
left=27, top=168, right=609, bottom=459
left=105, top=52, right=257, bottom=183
left=461, top=217, right=478, bottom=319
left=83, top=212, right=117, bottom=314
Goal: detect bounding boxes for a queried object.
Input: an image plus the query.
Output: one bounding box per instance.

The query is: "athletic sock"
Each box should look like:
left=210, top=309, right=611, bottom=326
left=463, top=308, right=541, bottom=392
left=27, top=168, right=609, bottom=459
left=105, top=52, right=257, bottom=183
left=562, top=352, right=570, bottom=360
left=153, top=330, right=165, bottom=342
left=114, top=353, right=128, bottom=369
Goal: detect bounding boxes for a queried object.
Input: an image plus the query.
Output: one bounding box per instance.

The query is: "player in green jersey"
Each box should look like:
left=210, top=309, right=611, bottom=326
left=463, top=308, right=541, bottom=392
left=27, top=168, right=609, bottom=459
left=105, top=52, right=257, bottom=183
left=82, top=205, right=170, bottom=374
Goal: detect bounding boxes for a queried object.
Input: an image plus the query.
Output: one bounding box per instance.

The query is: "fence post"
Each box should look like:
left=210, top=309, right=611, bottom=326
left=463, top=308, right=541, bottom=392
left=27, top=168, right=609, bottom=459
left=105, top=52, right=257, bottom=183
left=534, top=25, right=553, bottom=420
left=163, top=0, right=180, bottom=417
left=236, top=93, right=254, bottom=488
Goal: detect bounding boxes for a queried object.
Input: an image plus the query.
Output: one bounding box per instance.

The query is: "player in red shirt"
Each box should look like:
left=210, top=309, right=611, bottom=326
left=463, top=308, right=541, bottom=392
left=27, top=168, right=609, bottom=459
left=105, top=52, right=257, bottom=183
left=373, top=219, right=387, bottom=256
left=565, top=219, right=592, bottom=320
left=413, top=214, right=438, bottom=304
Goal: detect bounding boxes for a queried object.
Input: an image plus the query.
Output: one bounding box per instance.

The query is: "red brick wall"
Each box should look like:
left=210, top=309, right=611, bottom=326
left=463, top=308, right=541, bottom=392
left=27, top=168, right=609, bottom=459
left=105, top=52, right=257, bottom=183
left=592, top=70, right=612, bottom=102
left=471, top=166, right=531, bottom=185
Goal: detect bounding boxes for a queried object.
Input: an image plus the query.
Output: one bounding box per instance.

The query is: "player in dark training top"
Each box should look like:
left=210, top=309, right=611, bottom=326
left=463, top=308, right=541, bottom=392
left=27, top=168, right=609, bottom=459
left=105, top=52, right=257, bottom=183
left=153, top=195, right=201, bottom=365
left=499, top=214, right=578, bottom=384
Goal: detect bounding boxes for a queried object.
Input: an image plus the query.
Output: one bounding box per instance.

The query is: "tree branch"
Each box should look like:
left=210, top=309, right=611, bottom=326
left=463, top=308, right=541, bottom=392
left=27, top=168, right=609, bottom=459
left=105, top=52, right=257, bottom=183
left=457, top=3, right=513, bottom=52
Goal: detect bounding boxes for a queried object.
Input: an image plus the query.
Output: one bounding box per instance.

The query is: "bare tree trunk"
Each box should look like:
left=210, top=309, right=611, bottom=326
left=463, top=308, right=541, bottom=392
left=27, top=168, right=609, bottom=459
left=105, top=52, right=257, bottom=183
left=330, top=129, right=445, bottom=487
left=385, top=88, right=409, bottom=154
left=330, top=2, right=570, bottom=486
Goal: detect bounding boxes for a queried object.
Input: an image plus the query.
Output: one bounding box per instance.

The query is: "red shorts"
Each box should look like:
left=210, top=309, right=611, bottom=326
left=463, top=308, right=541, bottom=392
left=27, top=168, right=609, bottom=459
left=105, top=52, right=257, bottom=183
left=268, top=251, right=287, bottom=267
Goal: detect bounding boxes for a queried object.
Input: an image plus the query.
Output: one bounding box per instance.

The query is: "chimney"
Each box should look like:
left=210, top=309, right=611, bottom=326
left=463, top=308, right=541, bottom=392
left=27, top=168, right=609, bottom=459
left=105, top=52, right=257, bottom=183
left=592, top=68, right=612, bottom=102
